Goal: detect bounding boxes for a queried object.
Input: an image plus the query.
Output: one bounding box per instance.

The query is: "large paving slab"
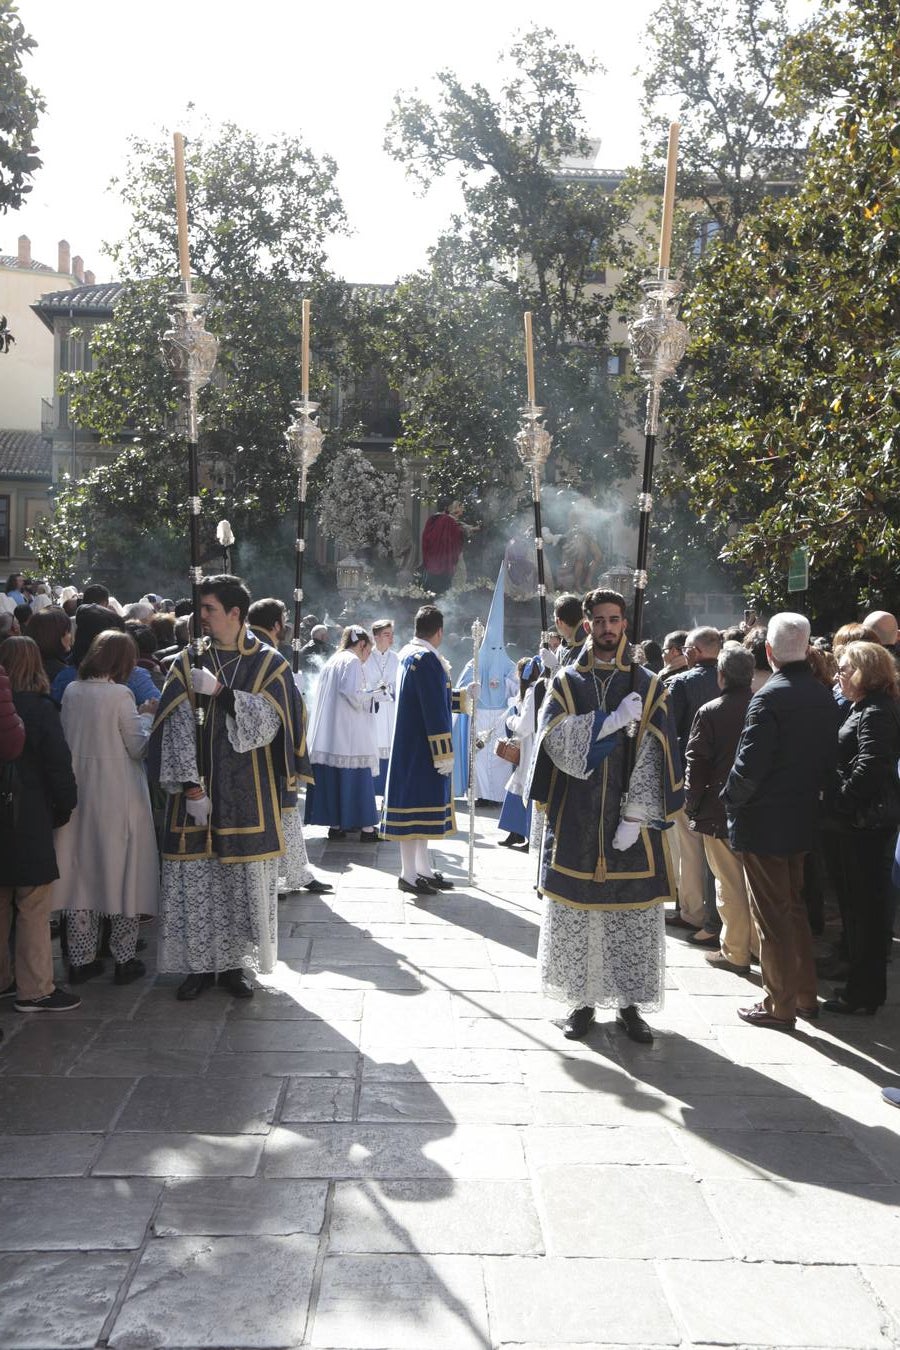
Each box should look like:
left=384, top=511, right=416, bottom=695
left=152, top=1177, right=328, bottom=1236
left=536, top=1165, right=732, bottom=1258
left=0, top=1249, right=132, bottom=1349
left=659, top=1259, right=895, bottom=1347
left=92, top=1131, right=266, bottom=1177
left=108, top=1235, right=318, bottom=1348
left=484, top=1256, right=680, bottom=1346
left=0, top=1178, right=161, bottom=1249
left=310, top=1253, right=491, bottom=1349
left=0, top=1076, right=133, bottom=1132
left=115, top=1074, right=281, bottom=1133
left=262, top=1122, right=528, bottom=1178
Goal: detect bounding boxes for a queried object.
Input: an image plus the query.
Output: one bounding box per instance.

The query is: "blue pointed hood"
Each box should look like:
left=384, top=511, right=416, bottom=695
left=470, top=560, right=517, bottom=708
left=450, top=561, right=519, bottom=797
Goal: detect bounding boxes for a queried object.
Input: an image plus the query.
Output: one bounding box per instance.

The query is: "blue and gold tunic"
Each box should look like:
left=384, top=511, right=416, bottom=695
left=527, top=635, right=683, bottom=910
left=148, top=628, right=298, bottom=863
left=380, top=639, right=467, bottom=840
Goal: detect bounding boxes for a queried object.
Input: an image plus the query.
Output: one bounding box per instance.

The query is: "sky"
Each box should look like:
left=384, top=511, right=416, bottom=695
left=7, top=0, right=659, bottom=285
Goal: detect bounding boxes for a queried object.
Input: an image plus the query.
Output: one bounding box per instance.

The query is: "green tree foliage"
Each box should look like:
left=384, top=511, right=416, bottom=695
left=0, top=0, right=43, bottom=212
left=28, top=122, right=350, bottom=583
left=666, top=0, right=900, bottom=618
left=639, top=0, right=810, bottom=243
left=382, top=27, right=634, bottom=501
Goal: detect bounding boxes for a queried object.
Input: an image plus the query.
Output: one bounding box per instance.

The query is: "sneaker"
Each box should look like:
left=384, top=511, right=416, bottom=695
left=15, top=986, right=81, bottom=1013
left=0, top=980, right=16, bottom=998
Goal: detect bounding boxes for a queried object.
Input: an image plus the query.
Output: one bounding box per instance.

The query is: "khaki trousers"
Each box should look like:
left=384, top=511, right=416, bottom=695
left=740, top=851, right=817, bottom=1020
left=703, top=835, right=759, bottom=966
left=0, top=884, right=55, bottom=1000
left=674, top=810, right=707, bottom=927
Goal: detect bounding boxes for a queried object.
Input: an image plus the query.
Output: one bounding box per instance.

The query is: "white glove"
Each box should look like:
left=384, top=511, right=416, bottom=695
left=435, top=759, right=454, bottom=776
left=185, top=792, right=211, bottom=826
left=466, top=681, right=481, bottom=705
left=597, top=692, right=643, bottom=738
left=540, top=646, right=559, bottom=674
left=612, top=817, right=642, bottom=851
left=190, top=666, right=221, bottom=696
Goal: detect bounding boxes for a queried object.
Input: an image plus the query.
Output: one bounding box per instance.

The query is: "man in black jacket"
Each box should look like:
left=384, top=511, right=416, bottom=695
left=723, top=613, right=840, bottom=1028
left=666, top=627, right=722, bottom=935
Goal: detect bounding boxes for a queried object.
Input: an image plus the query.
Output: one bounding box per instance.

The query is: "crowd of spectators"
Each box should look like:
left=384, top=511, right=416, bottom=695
left=0, top=572, right=898, bottom=1056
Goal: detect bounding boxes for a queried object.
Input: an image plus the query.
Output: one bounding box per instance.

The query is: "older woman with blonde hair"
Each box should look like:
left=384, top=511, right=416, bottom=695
left=823, top=640, right=900, bottom=1015
left=52, top=630, right=159, bottom=985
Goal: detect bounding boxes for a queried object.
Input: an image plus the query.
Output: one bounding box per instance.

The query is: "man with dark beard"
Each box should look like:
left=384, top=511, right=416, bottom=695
left=527, top=590, right=683, bottom=1043
left=149, top=575, right=297, bottom=1000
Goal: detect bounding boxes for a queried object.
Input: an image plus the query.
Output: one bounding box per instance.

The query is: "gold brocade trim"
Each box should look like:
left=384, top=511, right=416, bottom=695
left=550, top=824, right=655, bottom=880
left=383, top=804, right=454, bottom=814
left=379, top=830, right=456, bottom=840
left=161, top=846, right=286, bottom=863
left=382, top=815, right=454, bottom=829
left=539, top=889, right=671, bottom=912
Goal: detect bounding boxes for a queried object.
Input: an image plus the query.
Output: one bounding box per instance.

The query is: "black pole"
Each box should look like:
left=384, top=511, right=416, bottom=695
left=625, top=386, right=661, bottom=780
left=185, top=379, right=208, bottom=783
left=292, top=469, right=307, bottom=677
left=531, top=465, right=549, bottom=639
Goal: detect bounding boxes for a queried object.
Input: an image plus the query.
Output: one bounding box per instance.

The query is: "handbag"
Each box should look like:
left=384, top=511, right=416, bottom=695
left=851, top=772, right=900, bottom=830
left=494, top=737, right=521, bottom=765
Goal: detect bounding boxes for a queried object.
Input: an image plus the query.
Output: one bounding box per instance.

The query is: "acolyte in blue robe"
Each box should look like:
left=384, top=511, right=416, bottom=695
left=381, top=641, right=466, bottom=840
left=527, top=635, right=683, bottom=910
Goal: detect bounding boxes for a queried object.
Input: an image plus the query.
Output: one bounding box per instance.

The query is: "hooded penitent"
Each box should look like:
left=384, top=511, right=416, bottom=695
left=452, top=561, right=518, bottom=797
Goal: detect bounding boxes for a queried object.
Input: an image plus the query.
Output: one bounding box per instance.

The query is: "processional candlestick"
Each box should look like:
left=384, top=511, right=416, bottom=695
left=515, top=311, right=554, bottom=645
left=160, top=132, right=219, bottom=727
left=467, top=616, right=485, bottom=885
left=284, top=297, right=324, bottom=677
left=624, top=123, right=689, bottom=775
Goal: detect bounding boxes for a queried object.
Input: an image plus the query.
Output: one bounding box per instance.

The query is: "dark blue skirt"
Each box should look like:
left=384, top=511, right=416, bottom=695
left=499, top=790, right=531, bottom=837
left=304, top=764, right=378, bottom=830
left=373, top=757, right=389, bottom=796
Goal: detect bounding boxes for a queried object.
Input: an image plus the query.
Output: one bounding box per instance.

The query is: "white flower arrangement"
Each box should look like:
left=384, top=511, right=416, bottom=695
left=317, top=447, right=401, bottom=557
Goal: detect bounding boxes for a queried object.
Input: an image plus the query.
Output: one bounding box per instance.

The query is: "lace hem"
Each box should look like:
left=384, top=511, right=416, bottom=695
left=538, top=899, right=665, bottom=1012
left=278, top=807, right=314, bottom=891
left=310, top=751, right=379, bottom=772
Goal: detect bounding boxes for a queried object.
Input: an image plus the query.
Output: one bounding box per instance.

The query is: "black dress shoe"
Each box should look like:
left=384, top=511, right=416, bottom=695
left=303, top=878, right=334, bottom=893
left=176, top=972, right=214, bottom=1001
left=68, top=959, right=105, bottom=985
left=422, top=872, right=454, bottom=890
left=499, top=832, right=526, bottom=848
left=114, top=958, right=146, bottom=985
left=359, top=830, right=379, bottom=843
left=822, top=994, right=877, bottom=1015
left=563, top=1006, right=595, bottom=1039
left=218, top=968, right=254, bottom=998
left=327, top=828, right=346, bottom=840
left=616, top=1005, right=654, bottom=1043
left=398, top=876, right=437, bottom=895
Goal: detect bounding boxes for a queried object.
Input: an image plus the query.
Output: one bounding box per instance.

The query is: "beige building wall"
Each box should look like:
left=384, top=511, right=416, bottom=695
left=0, top=256, right=77, bottom=431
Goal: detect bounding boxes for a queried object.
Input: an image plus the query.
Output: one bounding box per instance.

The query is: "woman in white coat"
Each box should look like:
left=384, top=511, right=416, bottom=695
left=52, top=631, right=159, bottom=984
left=304, top=625, right=380, bottom=842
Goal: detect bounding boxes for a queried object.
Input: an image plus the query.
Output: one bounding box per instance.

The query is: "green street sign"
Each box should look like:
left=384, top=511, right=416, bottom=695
left=787, top=545, right=809, bottom=593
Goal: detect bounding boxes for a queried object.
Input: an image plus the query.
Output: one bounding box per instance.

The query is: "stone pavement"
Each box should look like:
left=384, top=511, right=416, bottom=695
left=3, top=810, right=900, bottom=1349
